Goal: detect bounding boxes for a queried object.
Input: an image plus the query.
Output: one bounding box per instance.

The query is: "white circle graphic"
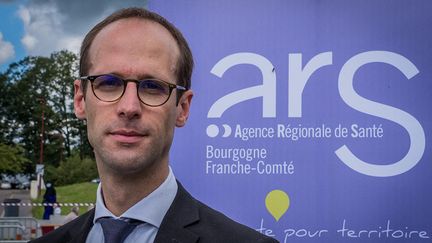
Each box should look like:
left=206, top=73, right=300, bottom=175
left=222, top=124, right=232, bottom=137
left=206, top=124, right=219, bottom=138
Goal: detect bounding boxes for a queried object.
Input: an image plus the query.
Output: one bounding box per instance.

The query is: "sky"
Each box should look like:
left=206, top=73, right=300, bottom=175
left=0, top=0, right=147, bottom=71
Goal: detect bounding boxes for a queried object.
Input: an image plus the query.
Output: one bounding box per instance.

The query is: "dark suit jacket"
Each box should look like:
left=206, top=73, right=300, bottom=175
left=30, top=182, right=279, bottom=243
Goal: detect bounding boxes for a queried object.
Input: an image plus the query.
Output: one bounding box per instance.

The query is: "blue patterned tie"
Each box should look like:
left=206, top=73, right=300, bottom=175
left=98, top=217, right=141, bottom=243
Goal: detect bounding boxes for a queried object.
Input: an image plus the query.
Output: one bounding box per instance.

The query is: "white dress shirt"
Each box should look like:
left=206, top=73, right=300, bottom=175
left=86, top=167, right=178, bottom=243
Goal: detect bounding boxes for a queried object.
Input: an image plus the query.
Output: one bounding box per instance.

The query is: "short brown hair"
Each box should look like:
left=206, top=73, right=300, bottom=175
left=79, top=7, right=193, bottom=93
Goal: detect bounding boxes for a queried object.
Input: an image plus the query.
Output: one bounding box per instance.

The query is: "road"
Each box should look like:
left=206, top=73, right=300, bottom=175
left=0, top=189, right=32, bottom=217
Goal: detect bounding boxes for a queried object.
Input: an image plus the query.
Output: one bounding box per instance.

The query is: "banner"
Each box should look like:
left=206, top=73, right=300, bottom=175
left=149, top=1, right=432, bottom=242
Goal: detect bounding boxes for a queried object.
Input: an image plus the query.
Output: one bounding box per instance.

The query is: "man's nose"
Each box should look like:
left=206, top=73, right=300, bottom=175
left=116, top=82, right=142, bottom=119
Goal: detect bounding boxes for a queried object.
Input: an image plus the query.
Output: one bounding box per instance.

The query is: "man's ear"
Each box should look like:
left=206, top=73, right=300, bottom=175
left=176, top=90, right=193, bottom=127
left=74, top=79, right=86, bottom=120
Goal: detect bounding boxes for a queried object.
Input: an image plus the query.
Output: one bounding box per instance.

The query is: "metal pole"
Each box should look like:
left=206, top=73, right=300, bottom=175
left=37, top=98, right=45, bottom=196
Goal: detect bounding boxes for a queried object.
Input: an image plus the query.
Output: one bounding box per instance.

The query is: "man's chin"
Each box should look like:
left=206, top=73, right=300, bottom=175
left=101, top=154, right=155, bottom=174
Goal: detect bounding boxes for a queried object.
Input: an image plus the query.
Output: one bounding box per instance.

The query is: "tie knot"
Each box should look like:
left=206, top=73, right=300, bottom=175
left=98, top=217, right=141, bottom=243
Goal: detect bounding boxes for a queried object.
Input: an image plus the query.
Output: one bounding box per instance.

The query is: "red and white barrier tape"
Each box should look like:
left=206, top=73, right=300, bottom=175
left=1, top=202, right=94, bottom=207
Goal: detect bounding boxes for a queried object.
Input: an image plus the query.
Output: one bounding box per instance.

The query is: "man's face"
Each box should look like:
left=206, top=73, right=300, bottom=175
left=74, top=18, right=192, bottom=177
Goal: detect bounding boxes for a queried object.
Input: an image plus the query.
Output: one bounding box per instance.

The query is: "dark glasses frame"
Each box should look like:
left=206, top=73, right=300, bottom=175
left=80, top=74, right=187, bottom=107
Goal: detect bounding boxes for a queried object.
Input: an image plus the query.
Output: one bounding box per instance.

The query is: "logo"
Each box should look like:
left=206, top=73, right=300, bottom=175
left=207, top=51, right=425, bottom=177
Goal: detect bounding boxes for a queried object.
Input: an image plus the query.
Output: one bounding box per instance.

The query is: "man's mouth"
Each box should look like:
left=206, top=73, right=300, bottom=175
left=109, top=129, right=146, bottom=144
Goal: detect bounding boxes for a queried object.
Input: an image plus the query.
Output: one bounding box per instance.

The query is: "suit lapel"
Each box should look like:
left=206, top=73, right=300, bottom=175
left=154, top=182, right=200, bottom=243
left=57, top=183, right=199, bottom=243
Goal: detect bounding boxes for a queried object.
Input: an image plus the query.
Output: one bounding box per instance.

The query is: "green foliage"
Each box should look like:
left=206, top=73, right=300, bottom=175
left=0, top=143, right=31, bottom=174
left=45, top=153, right=98, bottom=186
left=32, top=182, right=97, bottom=219
left=0, top=50, right=94, bottom=175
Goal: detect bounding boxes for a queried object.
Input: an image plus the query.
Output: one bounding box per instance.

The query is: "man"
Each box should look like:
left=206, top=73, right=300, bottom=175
left=31, top=7, right=278, bottom=243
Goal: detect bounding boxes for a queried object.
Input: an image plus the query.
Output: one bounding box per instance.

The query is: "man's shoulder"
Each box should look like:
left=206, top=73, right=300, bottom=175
left=30, top=209, right=94, bottom=243
left=193, top=199, right=278, bottom=242
left=163, top=182, right=278, bottom=242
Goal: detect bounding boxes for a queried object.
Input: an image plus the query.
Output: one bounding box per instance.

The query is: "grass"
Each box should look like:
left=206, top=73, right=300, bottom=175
left=32, top=182, right=98, bottom=219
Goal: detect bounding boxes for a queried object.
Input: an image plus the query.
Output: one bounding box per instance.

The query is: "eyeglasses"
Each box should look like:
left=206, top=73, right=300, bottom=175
left=80, top=74, right=186, bottom=107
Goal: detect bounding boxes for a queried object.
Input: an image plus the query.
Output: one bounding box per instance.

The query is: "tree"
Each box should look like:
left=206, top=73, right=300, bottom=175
left=49, top=50, right=79, bottom=158
left=4, top=56, right=61, bottom=167
left=45, top=153, right=98, bottom=186
left=0, top=143, right=30, bottom=174
left=0, top=50, right=93, bottom=175
left=0, top=73, right=10, bottom=144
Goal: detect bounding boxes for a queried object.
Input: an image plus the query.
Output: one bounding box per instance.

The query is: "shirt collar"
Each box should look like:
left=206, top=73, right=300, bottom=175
left=93, top=167, right=178, bottom=228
